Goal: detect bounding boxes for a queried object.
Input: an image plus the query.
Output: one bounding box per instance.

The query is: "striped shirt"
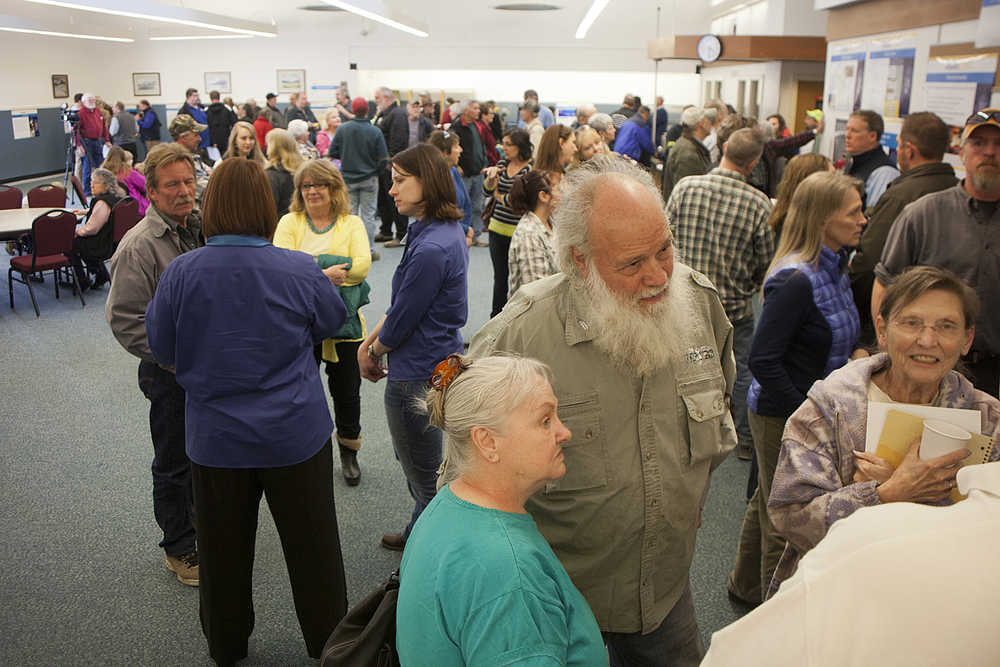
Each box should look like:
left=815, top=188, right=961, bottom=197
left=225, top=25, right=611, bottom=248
left=666, top=167, right=775, bottom=321
left=484, top=159, right=531, bottom=237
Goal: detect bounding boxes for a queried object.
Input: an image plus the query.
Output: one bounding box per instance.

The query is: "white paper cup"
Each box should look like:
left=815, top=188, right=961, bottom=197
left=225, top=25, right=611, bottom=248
left=920, top=420, right=971, bottom=460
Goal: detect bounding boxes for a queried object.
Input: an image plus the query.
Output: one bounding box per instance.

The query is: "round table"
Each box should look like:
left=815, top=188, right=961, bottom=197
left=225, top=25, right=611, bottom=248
left=0, top=208, right=72, bottom=241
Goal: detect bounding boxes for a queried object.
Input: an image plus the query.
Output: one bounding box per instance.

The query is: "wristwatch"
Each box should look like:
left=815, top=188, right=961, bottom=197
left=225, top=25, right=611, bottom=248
left=367, top=343, right=381, bottom=361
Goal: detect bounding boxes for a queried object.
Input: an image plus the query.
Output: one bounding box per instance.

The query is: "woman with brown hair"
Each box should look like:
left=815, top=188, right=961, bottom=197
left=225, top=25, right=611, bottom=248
left=222, top=120, right=266, bottom=166
left=264, top=128, right=303, bottom=219
left=534, top=123, right=577, bottom=175
left=767, top=153, right=833, bottom=241
left=273, top=158, right=371, bottom=486
left=145, top=157, right=349, bottom=665
left=101, top=145, right=149, bottom=215
left=357, top=143, right=468, bottom=551
left=507, top=170, right=560, bottom=297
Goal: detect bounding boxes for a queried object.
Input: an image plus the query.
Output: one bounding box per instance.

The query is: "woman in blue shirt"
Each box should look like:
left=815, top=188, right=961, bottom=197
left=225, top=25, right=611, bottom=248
left=728, top=171, right=864, bottom=605
left=396, top=355, right=606, bottom=666
left=358, top=143, right=468, bottom=552
left=145, top=158, right=350, bottom=665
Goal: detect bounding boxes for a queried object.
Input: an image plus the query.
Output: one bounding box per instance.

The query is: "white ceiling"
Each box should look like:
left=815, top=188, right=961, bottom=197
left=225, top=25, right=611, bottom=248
left=0, top=0, right=718, bottom=45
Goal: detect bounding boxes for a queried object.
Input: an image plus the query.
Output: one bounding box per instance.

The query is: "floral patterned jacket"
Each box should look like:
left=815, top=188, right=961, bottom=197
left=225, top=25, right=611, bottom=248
left=766, top=353, right=1000, bottom=597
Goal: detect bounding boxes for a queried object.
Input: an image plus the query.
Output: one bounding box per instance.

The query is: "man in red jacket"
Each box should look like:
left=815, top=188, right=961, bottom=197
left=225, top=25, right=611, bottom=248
left=77, top=93, right=110, bottom=198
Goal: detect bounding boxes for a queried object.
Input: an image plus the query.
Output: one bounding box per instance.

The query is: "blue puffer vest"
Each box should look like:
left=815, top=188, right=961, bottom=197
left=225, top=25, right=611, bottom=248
left=747, top=246, right=860, bottom=412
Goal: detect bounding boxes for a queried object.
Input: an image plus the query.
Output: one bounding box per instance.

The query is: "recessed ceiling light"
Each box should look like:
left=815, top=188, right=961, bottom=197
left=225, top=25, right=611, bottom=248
left=493, top=3, right=562, bottom=10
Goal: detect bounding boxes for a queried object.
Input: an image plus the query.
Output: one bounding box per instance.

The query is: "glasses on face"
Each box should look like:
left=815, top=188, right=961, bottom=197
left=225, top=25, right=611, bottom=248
left=892, top=317, right=965, bottom=341
left=965, top=109, right=1000, bottom=126
left=301, top=183, right=325, bottom=191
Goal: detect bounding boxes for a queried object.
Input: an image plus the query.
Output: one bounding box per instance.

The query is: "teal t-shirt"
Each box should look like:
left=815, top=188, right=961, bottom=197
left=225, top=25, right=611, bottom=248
left=396, top=486, right=606, bottom=666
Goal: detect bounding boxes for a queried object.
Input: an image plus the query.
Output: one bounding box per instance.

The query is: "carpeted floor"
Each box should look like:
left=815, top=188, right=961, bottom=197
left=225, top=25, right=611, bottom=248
left=0, top=223, right=752, bottom=665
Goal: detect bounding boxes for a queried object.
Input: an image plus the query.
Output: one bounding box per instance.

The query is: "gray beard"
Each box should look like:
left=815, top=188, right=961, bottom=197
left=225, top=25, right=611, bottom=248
left=581, top=263, right=685, bottom=377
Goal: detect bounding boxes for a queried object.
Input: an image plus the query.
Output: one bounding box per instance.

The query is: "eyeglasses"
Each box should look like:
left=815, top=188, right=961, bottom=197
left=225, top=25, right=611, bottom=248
left=892, top=317, right=965, bottom=340
left=965, top=109, right=1000, bottom=126
left=300, top=183, right=325, bottom=191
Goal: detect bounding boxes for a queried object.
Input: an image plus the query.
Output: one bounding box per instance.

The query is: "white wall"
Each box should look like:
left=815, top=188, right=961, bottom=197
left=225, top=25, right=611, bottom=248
left=700, top=61, right=782, bottom=114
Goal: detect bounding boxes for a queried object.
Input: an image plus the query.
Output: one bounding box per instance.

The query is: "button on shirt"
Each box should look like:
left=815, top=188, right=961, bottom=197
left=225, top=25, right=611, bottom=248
left=667, top=167, right=774, bottom=321
left=469, top=265, right=737, bottom=633
left=875, top=183, right=1000, bottom=355
left=144, top=235, right=347, bottom=468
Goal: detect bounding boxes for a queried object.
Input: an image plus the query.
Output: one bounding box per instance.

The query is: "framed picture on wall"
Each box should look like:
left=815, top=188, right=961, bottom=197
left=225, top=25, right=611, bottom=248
left=276, top=69, right=305, bottom=94
left=204, top=71, right=231, bottom=94
left=51, top=74, right=69, bottom=99
left=132, top=72, right=161, bottom=97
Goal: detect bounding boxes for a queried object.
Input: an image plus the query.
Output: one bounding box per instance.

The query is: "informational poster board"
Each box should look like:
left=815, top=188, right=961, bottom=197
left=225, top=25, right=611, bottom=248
left=976, top=0, right=1000, bottom=49
left=12, top=108, right=39, bottom=139
left=924, top=52, right=998, bottom=176
left=555, top=106, right=577, bottom=127
left=861, top=33, right=916, bottom=118
left=828, top=41, right=867, bottom=114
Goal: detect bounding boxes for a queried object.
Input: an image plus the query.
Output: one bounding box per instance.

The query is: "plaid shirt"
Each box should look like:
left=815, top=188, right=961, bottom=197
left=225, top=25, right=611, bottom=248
left=666, top=167, right=774, bottom=321
left=507, top=211, right=558, bottom=298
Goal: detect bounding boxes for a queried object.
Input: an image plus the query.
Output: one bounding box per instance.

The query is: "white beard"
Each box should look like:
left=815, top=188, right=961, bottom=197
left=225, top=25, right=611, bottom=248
left=582, top=262, right=685, bottom=377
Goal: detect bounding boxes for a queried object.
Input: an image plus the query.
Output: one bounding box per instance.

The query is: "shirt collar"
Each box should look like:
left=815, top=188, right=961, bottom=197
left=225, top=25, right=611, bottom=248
left=710, top=167, right=746, bottom=182
left=563, top=280, right=597, bottom=346
left=205, top=234, right=271, bottom=247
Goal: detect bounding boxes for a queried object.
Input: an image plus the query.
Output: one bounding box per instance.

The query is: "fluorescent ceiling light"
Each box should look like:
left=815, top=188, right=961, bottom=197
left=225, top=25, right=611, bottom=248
left=150, top=34, right=254, bottom=40
left=24, top=0, right=277, bottom=37
left=575, top=0, right=609, bottom=39
left=321, top=1, right=428, bottom=38
left=0, top=25, right=132, bottom=41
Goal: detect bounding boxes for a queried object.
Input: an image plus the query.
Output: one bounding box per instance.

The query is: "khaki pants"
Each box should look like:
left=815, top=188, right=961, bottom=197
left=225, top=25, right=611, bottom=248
left=728, top=410, right=788, bottom=604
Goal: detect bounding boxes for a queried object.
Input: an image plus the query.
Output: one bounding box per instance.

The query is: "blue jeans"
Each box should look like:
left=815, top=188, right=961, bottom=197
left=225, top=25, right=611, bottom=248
left=604, top=581, right=704, bottom=666
left=462, top=173, right=485, bottom=235
left=81, top=137, right=104, bottom=198
left=731, top=315, right=755, bottom=451
left=137, top=361, right=196, bottom=556
left=384, top=380, right=442, bottom=537
left=346, top=175, right=378, bottom=251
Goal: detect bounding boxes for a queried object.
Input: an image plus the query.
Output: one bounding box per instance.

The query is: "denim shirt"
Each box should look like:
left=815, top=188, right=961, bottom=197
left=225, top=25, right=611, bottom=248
left=379, top=218, right=468, bottom=382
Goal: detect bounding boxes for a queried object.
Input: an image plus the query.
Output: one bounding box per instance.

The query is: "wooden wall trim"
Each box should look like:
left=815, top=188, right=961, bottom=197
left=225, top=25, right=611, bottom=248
left=826, top=0, right=980, bottom=42
left=648, top=35, right=826, bottom=62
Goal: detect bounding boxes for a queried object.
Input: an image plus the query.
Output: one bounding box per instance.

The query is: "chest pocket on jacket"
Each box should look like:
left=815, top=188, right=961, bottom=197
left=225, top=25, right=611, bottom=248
left=544, top=391, right=607, bottom=494
left=679, top=375, right=728, bottom=465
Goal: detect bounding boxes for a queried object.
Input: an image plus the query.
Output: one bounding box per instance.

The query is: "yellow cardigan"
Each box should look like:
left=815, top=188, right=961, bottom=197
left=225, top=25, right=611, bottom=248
left=273, top=211, right=371, bottom=361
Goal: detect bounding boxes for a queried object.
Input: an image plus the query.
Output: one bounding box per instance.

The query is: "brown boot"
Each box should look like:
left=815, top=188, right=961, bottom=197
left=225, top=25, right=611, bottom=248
left=337, top=435, right=361, bottom=486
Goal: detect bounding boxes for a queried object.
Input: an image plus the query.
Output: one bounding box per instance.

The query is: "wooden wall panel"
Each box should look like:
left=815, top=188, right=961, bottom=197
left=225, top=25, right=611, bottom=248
left=826, top=0, right=981, bottom=41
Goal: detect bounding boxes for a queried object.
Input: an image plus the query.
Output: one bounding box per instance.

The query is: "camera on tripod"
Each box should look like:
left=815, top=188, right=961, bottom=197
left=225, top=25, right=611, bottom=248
left=60, top=103, right=80, bottom=126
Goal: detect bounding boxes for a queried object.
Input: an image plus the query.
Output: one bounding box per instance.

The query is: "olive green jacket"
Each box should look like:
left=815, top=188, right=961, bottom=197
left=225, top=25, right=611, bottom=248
left=468, top=265, right=737, bottom=633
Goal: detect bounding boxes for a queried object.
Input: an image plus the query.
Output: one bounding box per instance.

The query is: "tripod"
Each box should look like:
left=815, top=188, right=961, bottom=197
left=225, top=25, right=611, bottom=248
left=62, top=121, right=82, bottom=208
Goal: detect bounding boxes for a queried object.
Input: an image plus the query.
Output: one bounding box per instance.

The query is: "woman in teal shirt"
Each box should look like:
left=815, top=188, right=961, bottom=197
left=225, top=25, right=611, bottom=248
left=396, top=355, right=606, bottom=666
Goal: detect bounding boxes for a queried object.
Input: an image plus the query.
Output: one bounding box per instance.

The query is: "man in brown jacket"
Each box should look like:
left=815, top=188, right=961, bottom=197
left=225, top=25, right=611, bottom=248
left=664, top=106, right=713, bottom=200
left=850, top=112, right=957, bottom=344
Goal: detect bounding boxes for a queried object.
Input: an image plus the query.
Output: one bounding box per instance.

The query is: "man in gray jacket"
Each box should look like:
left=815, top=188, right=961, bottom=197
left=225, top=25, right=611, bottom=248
left=106, top=144, right=204, bottom=587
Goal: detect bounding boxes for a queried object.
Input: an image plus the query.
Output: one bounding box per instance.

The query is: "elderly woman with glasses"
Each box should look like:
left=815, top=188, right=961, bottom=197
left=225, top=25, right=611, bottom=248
left=273, top=159, right=371, bottom=486
left=766, top=265, right=1000, bottom=598
left=396, top=355, right=606, bottom=666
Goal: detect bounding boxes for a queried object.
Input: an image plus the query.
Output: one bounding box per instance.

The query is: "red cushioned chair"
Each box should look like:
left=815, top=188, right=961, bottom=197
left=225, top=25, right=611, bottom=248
left=111, top=197, right=142, bottom=247
left=0, top=184, right=23, bottom=209
left=8, top=209, right=84, bottom=317
left=70, top=175, right=87, bottom=208
left=27, top=184, right=66, bottom=208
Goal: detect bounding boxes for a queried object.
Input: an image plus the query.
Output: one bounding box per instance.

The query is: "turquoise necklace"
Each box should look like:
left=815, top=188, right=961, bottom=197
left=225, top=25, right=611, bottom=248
left=306, top=213, right=336, bottom=234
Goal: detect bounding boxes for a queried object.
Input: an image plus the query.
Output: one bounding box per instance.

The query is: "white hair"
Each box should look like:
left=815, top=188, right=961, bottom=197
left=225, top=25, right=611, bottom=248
left=577, top=103, right=597, bottom=118
left=552, top=154, right=663, bottom=279
left=455, top=98, right=478, bottom=115
left=588, top=112, right=613, bottom=132
left=681, top=106, right=705, bottom=127
left=287, top=119, right=309, bottom=138
left=375, top=86, right=393, bottom=98
left=424, top=355, right=553, bottom=485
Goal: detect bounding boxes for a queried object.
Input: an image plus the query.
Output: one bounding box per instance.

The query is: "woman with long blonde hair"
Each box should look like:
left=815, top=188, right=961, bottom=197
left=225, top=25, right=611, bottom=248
left=766, top=153, right=833, bottom=241
left=101, top=145, right=149, bottom=215
left=265, top=129, right=303, bottom=218
left=223, top=120, right=266, bottom=165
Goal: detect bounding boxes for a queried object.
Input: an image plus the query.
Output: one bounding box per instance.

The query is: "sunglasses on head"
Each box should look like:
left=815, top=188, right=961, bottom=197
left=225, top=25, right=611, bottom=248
left=965, top=109, right=1000, bottom=126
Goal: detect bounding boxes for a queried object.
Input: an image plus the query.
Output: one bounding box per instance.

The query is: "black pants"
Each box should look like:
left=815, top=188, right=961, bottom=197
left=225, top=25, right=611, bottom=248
left=191, top=440, right=348, bottom=665
left=967, top=354, right=1000, bottom=399
left=376, top=169, right=395, bottom=237
left=68, top=237, right=110, bottom=288
left=137, top=361, right=196, bottom=556
left=488, top=230, right=512, bottom=318
left=313, top=341, right=362, bottom=442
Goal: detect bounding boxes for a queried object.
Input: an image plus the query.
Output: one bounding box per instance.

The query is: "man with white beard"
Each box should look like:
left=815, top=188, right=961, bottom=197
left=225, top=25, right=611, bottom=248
left=468, top=155, right=737, bottom=666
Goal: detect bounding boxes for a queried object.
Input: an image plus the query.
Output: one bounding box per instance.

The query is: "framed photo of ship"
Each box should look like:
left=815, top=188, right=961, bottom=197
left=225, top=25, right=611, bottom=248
left=132, top=72, right=161, bottom=97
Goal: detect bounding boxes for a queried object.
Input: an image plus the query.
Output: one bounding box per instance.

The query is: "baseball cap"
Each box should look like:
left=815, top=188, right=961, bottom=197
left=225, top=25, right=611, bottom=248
left=351, top=97, right=369, bottom=115
left=168, top=114, right=207, bottom=139
left=962, top=108, right=1000, bottom=141
left=266, top=92, right=277, bottom=100
left=805, top=109, right=823, bottom=122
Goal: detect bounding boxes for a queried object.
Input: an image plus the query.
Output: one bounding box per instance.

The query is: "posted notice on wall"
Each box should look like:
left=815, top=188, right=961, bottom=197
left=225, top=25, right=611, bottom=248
left=976, top=0, right=1000, bottom=48
left=828, top=41, right=866, bottom=114
left=861, top=33, right=916, bottom=118
left=924, top=52, right=998, bottom=176
left=12, top=108, right=39, bottom=140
